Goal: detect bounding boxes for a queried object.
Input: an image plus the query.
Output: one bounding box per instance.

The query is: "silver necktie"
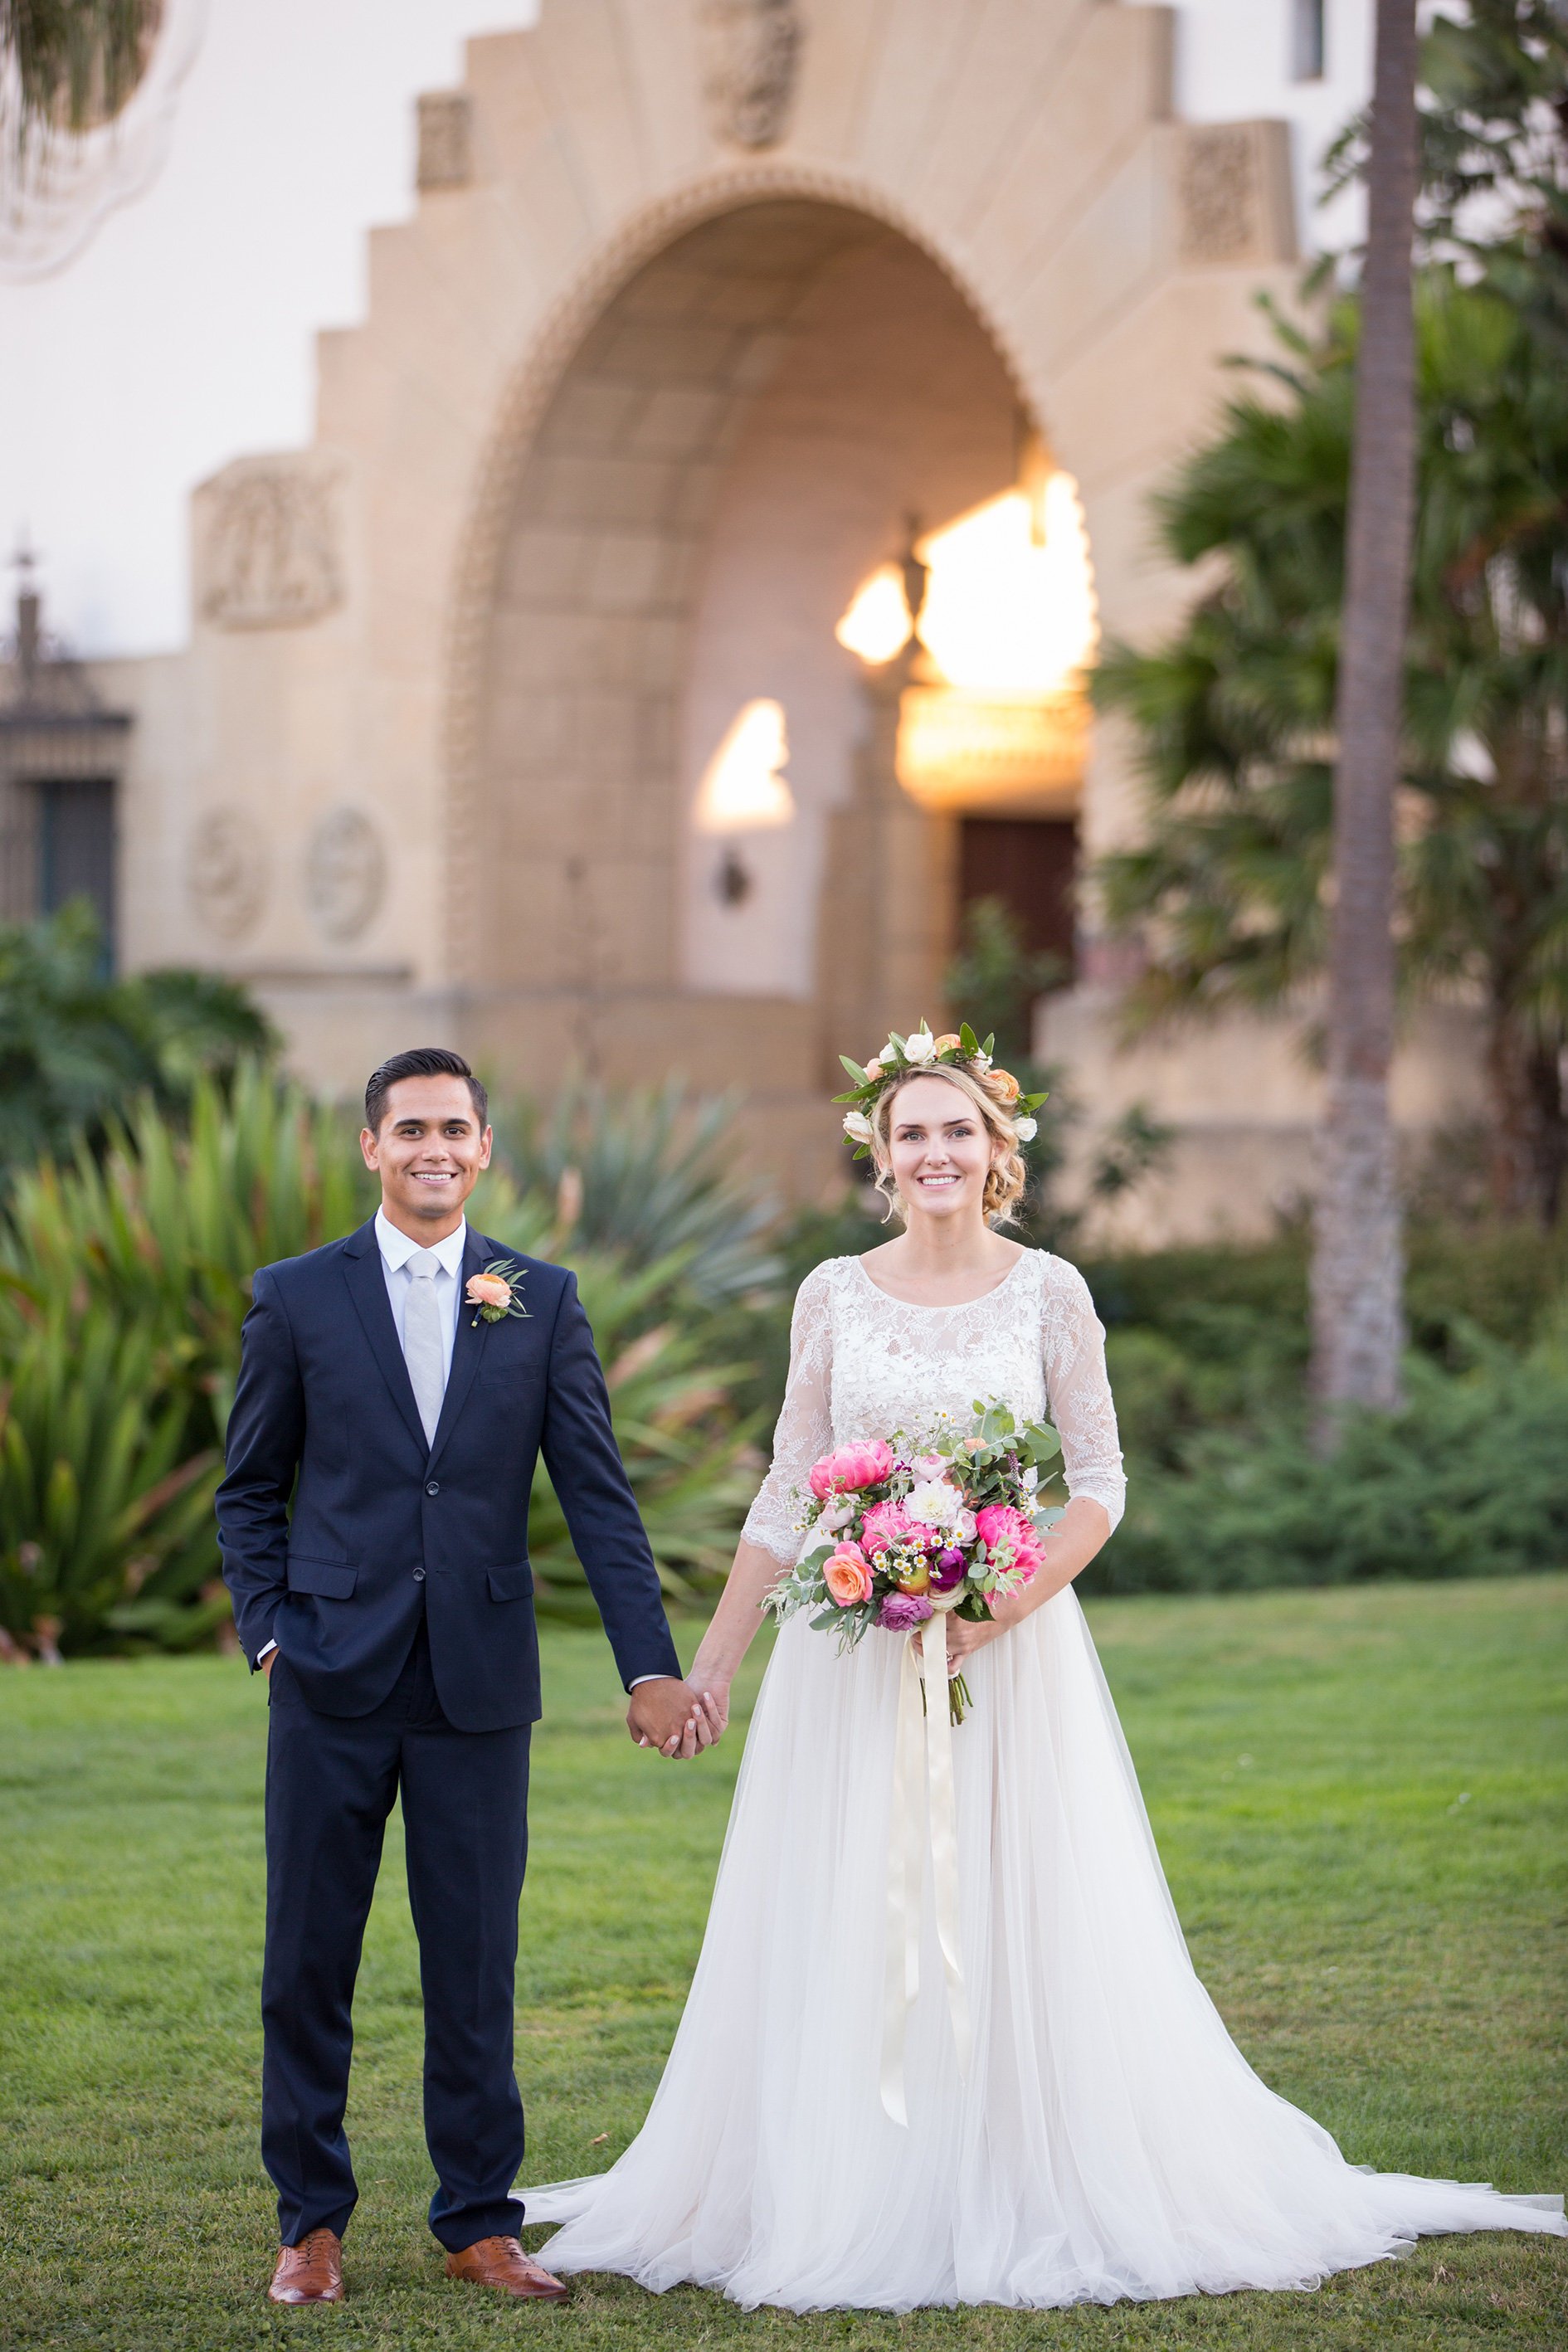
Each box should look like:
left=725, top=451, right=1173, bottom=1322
left=403, top=1250, right=446, bottom=1448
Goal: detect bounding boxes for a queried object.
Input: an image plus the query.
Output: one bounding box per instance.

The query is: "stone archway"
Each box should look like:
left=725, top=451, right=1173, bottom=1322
left=455, top=192, right=1071, bottom=1178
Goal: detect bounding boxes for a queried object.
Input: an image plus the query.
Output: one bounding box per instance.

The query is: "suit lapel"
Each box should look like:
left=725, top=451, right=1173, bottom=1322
left=426, top=1227, right=490, bottom=1473
left=341, top=1220, right=429, bottom=1459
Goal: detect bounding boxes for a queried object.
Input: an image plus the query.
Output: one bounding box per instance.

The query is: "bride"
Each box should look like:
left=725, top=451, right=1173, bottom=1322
left=524, top=1027, right=1564, bottom=2311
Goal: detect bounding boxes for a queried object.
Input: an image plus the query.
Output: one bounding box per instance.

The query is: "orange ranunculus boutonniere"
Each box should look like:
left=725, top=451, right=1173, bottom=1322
left=465, top=1258, right=529, bottom=1326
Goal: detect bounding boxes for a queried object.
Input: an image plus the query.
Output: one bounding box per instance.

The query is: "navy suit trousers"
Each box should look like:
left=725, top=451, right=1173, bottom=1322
left=262, top=1619, right=531, bottom=2250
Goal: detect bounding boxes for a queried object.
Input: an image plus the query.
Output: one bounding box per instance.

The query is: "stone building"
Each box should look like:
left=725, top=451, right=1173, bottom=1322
left=37, top=0, right=1477, bottom=1233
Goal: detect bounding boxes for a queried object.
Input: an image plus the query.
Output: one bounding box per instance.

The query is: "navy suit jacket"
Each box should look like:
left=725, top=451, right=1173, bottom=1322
left=216, top=1219, right=681, bottom=1732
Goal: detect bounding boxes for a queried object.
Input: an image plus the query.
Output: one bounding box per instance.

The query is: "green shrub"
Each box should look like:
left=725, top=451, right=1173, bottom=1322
left=1090, top=1347, right=1568, bottom=1595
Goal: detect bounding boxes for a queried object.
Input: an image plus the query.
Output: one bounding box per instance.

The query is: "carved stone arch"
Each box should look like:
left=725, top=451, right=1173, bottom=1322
left=441, top=162, right=1053, bottom=995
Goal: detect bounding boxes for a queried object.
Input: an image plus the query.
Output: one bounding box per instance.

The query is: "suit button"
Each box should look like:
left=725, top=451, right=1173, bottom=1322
left=412, top=1567, right=426, bottom=1582
left=426, top=1480, right=440, bottom=1496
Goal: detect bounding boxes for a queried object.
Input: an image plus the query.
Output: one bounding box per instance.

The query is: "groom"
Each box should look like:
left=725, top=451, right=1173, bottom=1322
left=217, top=1047, right=714, bottom=2307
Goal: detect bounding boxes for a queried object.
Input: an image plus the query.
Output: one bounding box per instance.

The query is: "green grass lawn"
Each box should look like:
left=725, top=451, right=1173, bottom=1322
left=1, top=1577, right=1564, bottom=2350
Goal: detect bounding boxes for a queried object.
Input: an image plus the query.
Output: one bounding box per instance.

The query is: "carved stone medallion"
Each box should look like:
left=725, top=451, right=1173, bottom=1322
left=187, top=807, right=267, bottom=938
left=306, top=806, right=386, bottom=943
left=197, top=460, right=345, bottom=631
left=699, top=0, right=802, bottom=150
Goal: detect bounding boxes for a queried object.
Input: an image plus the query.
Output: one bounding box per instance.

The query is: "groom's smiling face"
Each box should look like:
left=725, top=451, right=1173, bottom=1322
left=361, top=1075, right=493, bottom=1241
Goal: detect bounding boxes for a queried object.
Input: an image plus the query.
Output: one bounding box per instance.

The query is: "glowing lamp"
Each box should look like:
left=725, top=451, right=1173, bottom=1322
left=693, top=699, right=796, bottom=835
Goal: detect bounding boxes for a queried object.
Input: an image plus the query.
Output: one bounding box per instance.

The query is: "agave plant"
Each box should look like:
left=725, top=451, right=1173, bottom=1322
left=0, top=1069, right=762, bottom=1648
left=494, top=1075, right=782, bottom=1305
left=0, top=1293, right=219, bottom=1658
left=475, top=1187, right=762, bottom=1619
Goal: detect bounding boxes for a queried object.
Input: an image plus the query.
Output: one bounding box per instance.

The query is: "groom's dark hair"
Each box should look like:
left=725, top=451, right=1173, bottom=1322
left=364, top=1047, right=489, bottom=1134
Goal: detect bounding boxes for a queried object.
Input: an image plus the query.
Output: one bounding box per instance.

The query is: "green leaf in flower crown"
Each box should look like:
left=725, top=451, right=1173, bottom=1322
left=959, top=1022, right=979, bottom=1055
left=840, top=1056, right=869, bottom=1083
left=886, top=1032, right=908, bottom=1056
left=981, top=1033, right=996, bottom=1058
left=1021, top=1091, right=1049, bottom=1112
left=830, top=1088, right=861, bottom=1104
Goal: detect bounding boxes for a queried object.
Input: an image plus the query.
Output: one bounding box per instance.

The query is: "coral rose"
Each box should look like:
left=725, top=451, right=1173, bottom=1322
left=933, top=1032, right=962, bottom=1055
left=864, top=1057, right=883, bottom=1083
left=974, top=1502, right=1046, bottom=1586
left=466, top=1273, right=514, bottom=1312
left=808, top=1439, right=895, bottom=1498
left=988, top=1068, right=1021, bottom=1103
left=823, top=1543, right=873, bottom=1608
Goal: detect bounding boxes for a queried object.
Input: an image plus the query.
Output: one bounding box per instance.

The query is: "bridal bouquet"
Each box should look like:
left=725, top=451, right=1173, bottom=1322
left=763, top=1405, right=1064, bottom=1722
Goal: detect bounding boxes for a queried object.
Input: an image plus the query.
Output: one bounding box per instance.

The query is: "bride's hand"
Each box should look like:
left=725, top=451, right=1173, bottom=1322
left=684, top=1678, right=729, bottom=1743
left=941, top=1595, right=1026, bottom=1673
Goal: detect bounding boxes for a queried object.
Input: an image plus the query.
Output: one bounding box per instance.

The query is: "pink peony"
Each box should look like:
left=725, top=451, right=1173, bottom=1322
left=822, top=1542, right=873, bottom=1608
left=859, top=1497, right=918, bottom=1559
left=878, top=1591, right=933, bottom=1633
left=974, top=1502, right=1047, bottom=1587
left=809, top=1439, right=896, bottom=1499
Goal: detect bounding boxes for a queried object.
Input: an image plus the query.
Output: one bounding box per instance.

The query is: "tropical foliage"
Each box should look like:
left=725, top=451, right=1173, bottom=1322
left=494, top=1074, right=781, bottom=1306
left=1093, top=3, right=1568, bottom=1232
left=0, top=1068, right=762, bottom=1656
left=0, top=904, right=276, bottom=1182
left=1093, top=271, right=1568, bottom=1225
left=0, top=0, right=159, bottom=142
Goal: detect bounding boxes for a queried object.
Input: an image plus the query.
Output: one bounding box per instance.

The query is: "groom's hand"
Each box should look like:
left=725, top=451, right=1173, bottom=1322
left=626, top=1678, right=717, bottom=1758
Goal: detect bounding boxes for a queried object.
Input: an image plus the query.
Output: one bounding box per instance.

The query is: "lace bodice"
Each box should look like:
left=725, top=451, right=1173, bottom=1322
left=742, top=1250, right=1126, bottom=1566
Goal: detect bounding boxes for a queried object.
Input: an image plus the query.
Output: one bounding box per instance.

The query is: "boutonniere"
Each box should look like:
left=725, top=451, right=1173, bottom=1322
left=465, top=1258, right=529, bottom=1326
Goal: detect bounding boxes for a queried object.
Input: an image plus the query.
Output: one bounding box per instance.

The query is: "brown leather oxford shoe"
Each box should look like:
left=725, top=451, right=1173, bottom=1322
left=445, top=2235, right=570, bottom=2301
left=268, top=2228, right=344, bottom=2304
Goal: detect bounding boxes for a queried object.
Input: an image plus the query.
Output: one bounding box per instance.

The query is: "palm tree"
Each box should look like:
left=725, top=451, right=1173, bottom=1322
left=1312, top=0, right=1421, bottom=1424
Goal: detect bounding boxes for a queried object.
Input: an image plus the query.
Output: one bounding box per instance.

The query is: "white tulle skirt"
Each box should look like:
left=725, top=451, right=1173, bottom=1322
left=523, top=1592, right=1564, bottom=2311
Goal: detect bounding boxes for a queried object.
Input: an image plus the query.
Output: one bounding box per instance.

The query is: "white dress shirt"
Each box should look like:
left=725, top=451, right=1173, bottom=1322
left=373, top=1205, right=467, bottom=1380
left=256, top=1208, right=670, bottom=1690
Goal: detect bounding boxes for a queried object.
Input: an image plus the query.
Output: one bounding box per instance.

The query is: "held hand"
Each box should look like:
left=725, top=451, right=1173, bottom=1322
left=626, top=1678, right=721, bottom=1759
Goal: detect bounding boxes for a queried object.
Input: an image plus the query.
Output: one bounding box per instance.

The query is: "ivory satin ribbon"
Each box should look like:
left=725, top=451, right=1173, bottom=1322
left=880, top=1611, right=973, bottom=2126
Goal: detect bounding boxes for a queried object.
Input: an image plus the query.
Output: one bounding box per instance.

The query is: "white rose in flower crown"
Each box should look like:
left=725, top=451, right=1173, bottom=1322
left=903, top=1027, right=937, bottom=1064
left=843, top=1110, right=874, bottom=1142
left=906, top=1477, right=965, bottom=1530
left=1014, top=1116, right=1038, bottom=1142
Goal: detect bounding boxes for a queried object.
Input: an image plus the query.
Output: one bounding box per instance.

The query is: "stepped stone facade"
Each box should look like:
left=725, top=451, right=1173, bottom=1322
left=85, top=0, right=1482, bottom=1234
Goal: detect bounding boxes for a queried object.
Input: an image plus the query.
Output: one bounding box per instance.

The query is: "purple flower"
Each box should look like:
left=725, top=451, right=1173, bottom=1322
left=931, top=1546, right=967, bottom=1592
left=879, top=1592, right=933, bottom=1633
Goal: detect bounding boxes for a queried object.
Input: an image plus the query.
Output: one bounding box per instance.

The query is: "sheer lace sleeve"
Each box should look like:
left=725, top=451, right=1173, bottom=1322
left=741, top=1261, right=836, bottom=1566
left=1040, top=1258, right=1127, bottom=1532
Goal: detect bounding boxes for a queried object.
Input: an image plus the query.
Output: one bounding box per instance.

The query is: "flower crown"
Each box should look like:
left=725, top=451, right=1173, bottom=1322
left=834, top=1022, right=1048, bottom=1160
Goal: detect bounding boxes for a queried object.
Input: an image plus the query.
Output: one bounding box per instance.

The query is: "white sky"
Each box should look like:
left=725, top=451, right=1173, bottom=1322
left=2, top=0, right=538, bottom=659
left=3, top=0, right=1369, bottom=662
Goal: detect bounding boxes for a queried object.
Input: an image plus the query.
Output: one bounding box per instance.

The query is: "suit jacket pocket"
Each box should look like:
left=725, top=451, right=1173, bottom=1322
left=486, top=1560, right=534, bottom=1602
left=286, top=1555, right=359, bottom=1600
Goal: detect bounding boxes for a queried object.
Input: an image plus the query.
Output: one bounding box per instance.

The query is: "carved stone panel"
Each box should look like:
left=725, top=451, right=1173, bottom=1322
left=1176, top=120, right=1298, bottom=268
left=197, top=458, right=345, bottom=631
left=187, top=807, right=267, bottom=938
left=417, top=90, right=472, bottom=191
left=306, top=806, right=387, bottom=943
left=699, top=0, right=802, bottom=150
